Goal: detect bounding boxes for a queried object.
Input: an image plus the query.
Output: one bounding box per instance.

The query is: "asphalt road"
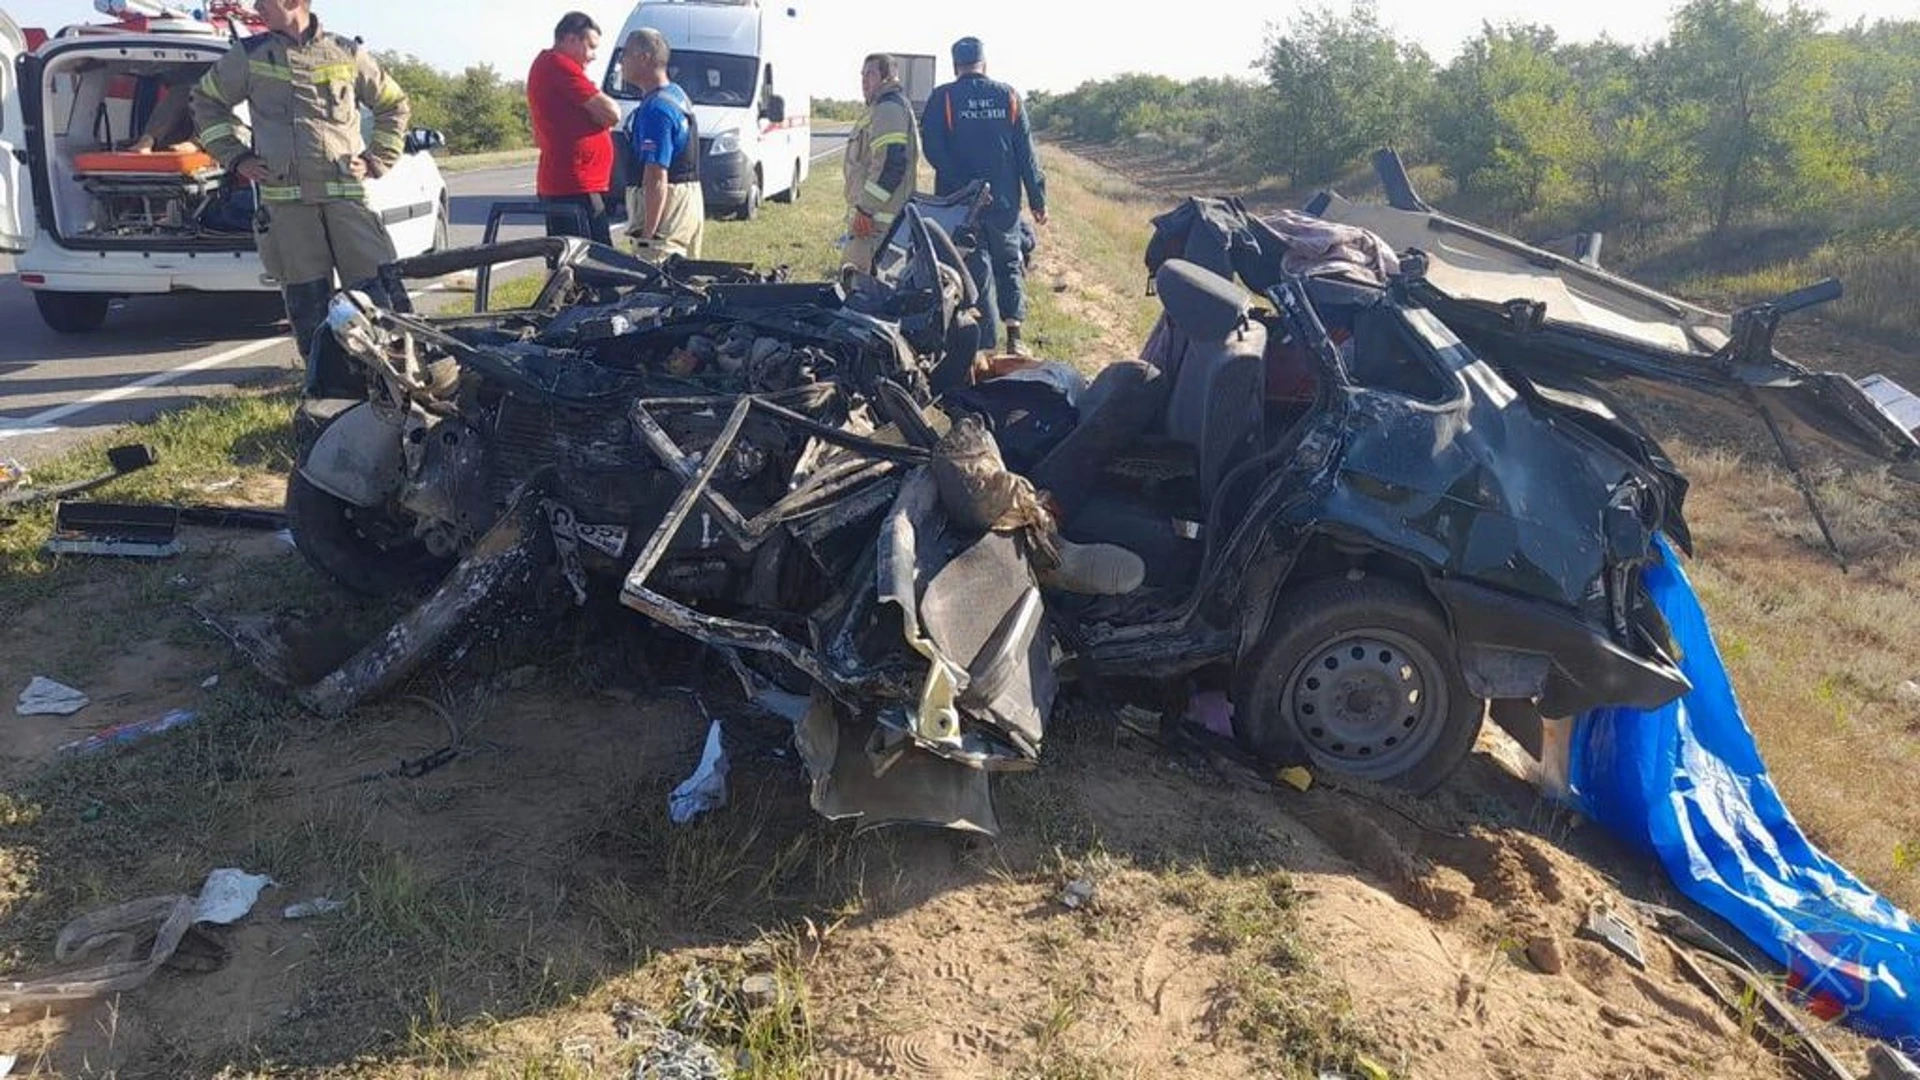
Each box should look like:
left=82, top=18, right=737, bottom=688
left=0, top=130, right=849, bottom=467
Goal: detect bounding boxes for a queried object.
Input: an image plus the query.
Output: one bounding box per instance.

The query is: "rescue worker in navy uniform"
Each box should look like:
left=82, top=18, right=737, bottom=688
left=921, top=36, right=1047, bottom=355
left=191, top=0, right=410, bottom=397
left=841, top=52, right=920, bottom=275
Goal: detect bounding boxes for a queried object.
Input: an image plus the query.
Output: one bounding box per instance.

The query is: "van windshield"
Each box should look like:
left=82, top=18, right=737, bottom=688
left=604, top=49, right=758, bottom=107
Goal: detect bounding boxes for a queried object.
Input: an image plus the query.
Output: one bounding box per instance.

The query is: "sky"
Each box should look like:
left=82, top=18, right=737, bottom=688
left=7, top=0, right=1916, bottom=100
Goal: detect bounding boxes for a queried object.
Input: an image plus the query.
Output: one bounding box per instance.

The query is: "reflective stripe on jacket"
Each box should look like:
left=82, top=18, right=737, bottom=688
left=843, top=81, right=919, bottom=225
left=191, top=18, right=409, bottom=204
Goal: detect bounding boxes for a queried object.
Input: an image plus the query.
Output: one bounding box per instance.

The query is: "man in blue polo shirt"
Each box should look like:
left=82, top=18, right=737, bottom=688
left=619, top=27, right=705, bottom=260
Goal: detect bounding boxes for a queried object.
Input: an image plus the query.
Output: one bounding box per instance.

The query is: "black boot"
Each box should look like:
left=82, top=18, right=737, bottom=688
left=283, top=279, right=354, bottom=399
left=1003, top=320, right=1027, bottom=356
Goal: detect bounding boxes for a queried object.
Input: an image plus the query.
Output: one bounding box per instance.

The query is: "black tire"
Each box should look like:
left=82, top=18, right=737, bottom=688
left=1233, top=576, right=1483, bottom=793
left=736, top=174, right=763, bottom=220
left=286, top=469, right=454, bottom=598
left=34, top=291, right=111, bottom=334
left=771, top=161, right=801, bottom=203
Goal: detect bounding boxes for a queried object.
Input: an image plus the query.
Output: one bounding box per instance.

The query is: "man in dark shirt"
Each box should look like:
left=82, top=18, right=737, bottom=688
left=922, top=36, right=1048, bottom=354
left=527, top=11, right=620, bottom=245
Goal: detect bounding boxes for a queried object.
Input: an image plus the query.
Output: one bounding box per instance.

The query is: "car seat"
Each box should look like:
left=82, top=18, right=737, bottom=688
left=1032, top=259, right=1265, bottom=509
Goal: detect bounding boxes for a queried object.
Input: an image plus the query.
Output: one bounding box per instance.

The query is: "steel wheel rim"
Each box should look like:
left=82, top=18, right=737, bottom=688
left=1281, top=626, right=1448, bottom=780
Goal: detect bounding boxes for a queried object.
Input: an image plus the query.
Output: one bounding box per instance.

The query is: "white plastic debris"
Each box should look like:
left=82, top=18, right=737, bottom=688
left=0, top=1052, right=16, bottom=1076
left=17, top=676, right=90, bottom=717
left=200, top=674, right=220, bottom=690
left=0, top=458, right=28, bottom=495
left=1060, top=879, right=1097, bottom=910
left=750, top=687, right=810, bottom=724
left=668, top=720, right=730, bottom=825
left=192, top=868, right=275, bottom=925
left=282, top=897, right=348, bottom=920
left=274, top=528, right=298, bottom=549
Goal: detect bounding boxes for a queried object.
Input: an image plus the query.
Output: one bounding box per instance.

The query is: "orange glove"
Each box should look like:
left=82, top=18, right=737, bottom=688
left=850, top=209, right=877, bottom=238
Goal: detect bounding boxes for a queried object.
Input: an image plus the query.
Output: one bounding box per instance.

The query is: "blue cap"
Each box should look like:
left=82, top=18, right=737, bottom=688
left=951, top=36, right=984, bottom=65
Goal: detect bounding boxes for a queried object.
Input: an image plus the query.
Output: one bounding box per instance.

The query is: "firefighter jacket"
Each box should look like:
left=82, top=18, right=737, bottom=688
left=921, top=72, right=1044, bottom=219
left=191, top=19, right=410, bottom=205
left=843, top=79, right=919, bottom=227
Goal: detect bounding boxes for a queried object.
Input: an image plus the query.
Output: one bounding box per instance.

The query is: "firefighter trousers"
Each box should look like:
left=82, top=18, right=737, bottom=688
left=257, top=199, right=396, bottom=289
left=257, top=199, right=394, bottom=397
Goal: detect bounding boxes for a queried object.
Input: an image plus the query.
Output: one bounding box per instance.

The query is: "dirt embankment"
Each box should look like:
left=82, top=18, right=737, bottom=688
left=0, top=531, right=1803, bottom=1078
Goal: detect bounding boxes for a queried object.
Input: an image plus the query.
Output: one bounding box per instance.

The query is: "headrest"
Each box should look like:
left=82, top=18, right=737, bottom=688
left=1155, top=259, right=1249, bottom=343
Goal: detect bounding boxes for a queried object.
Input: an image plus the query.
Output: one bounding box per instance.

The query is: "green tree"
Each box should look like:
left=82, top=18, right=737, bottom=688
left=1431, top=24, right=1584, bottom=211
left=1555, top=41, right=1683, bottom=225
left=1257, top=1, right=1433, bottom=185
left=1655, top=0, right=1838, bottom=234
left=374, top=51, right=454, bottom=135
left=1823, top=20, right=1920, bottom=217
left=442, top=63, right=521, bottom=153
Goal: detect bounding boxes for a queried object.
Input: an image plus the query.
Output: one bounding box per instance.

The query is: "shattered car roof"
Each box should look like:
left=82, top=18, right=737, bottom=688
left=1291, top=153, right=1920, bottom=469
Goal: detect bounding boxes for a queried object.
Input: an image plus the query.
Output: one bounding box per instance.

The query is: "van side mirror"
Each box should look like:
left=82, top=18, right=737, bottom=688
left=761, top=94, right=786, bottom=125
left=404, top=128, right=446, bottom=154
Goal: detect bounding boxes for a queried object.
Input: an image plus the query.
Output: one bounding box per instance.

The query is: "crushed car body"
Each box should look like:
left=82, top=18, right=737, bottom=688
left=276, top=165, right=1920, bottom=832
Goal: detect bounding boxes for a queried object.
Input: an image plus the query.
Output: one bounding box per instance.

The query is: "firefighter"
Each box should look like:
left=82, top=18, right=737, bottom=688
left=191, top=0, right=410, bottom=397
left=841, top=52, right=919, bottom=275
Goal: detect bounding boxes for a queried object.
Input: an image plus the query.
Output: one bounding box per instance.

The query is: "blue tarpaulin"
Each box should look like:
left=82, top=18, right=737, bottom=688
left=1569, top=537, right=1920, bottom=1046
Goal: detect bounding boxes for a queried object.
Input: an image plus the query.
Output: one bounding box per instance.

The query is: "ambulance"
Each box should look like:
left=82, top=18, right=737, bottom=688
left=603, top=0, right=812, bottom=220
left=0, top=0, right=449, bottom=333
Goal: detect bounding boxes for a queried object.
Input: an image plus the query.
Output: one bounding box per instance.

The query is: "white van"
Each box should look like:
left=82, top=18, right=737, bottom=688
left=0, top=6, right=448, bottom=333
left=892, top=52, right=935, bottom=118
left=603, top=0, right=811, bottom=220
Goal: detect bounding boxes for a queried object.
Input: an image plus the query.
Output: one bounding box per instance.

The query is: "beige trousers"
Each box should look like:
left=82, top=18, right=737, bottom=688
left=625, top=181, right=706, bottom=262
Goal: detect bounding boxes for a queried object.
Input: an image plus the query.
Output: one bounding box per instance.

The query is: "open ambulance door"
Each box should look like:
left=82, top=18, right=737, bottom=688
left=0, top=10, right=34, bottom=254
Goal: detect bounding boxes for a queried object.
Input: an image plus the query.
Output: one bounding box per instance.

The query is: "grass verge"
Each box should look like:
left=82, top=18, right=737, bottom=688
left=0, top=390, right=297, bottom=623
left=433, top=147, right=541, bottom=175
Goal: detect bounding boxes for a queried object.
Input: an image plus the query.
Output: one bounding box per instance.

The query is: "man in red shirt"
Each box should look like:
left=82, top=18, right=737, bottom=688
left=527, top=12, right=620, bottom=245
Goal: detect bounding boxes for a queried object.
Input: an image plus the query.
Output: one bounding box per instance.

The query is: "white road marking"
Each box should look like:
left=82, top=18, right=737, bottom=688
left=0, top=259, right=537, bottom=440
left=0, top=336, right=285, bottom=439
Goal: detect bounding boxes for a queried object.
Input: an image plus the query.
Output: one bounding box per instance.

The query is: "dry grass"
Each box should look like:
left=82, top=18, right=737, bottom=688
left=1683, top=228, right=1920, bottom=341
left=1665, top=440, right=1920, bottom=912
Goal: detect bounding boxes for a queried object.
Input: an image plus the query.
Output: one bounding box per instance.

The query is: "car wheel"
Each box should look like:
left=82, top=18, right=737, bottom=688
left=286, top=468, right=454, bottom=598
left=34, top=291, right=112, bottom=334
left=771, top=161, right=801, bottom=203
left=1233, top=576, right=1483, bottom=792
left=738, top=175, right=763, bottom=220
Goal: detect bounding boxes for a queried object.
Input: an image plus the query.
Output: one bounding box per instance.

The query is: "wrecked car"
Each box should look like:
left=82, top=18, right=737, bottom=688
left=284, top=205, right=987, bottom=715
left=283, top=161, right=1920, bottom=832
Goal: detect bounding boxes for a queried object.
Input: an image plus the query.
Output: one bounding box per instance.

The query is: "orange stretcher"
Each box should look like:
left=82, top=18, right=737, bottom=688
left=72, top=149, right=220, bottom=176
